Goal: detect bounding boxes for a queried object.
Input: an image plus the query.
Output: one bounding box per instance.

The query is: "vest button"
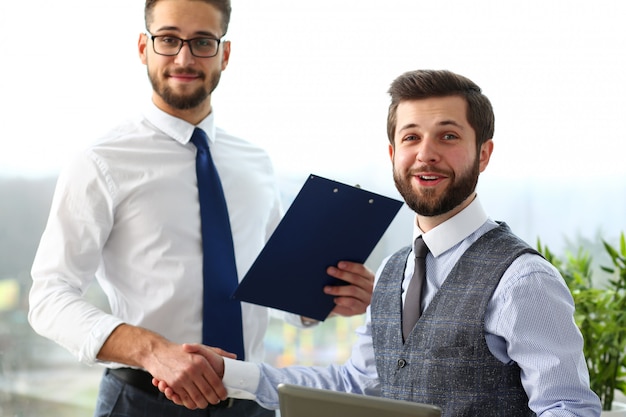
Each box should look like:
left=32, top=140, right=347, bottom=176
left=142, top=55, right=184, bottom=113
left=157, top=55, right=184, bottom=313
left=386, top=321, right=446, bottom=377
left=397, top=359, right=407, bottom=368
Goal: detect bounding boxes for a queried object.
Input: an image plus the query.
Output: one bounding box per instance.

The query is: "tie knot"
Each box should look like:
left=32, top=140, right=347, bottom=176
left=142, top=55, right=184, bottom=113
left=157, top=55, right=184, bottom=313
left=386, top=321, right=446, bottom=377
left=190, top=128, right=209, bottom=151
left=414, top=236, right=429, bottom=259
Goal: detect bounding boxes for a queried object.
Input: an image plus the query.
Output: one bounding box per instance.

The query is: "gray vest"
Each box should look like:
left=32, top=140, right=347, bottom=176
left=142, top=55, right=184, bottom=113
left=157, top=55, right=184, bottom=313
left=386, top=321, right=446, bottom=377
left=371, top=223, right=537, bottom=417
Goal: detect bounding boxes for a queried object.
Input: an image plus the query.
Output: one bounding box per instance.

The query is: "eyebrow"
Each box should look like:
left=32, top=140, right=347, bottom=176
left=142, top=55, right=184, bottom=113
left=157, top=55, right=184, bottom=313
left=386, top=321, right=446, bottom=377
left=152, top=26, right=220, bottom=38
left=398, top=120, right=465, bottom=132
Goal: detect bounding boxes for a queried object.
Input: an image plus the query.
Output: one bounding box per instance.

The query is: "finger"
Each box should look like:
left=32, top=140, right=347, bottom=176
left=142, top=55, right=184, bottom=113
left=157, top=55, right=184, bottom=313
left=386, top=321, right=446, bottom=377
left=157, top=367, right=209, bottom=409
left=208, top=346, right=238, bottom=360
left=324, top=283, right=372, bottom=314
left=156, top=379, right=174, bottom=398
left=178, top=392, right=200, bottom=410
left=177, top=369, right=225, bottom=408
left=324, top=281, right=371, bottom=298
left=154, top=378, right=190, bottom=408
left=202, top=356, right=229, bottom=400
left=165, top=346, right=228, bottom=405
left=181, top=343, right=202, bottom=353
left=336, top=261, right=373, bottom=277
left=185, top=351, right=228, bottom=404
left=165, top=387, right=185, bottom=406
left=326, top=281, right=372, bottom=316
left=330, top=294, right=369, bottom=316
left=182, top=384, right=208, bottom=410
left=204, top=353, right=228, bottom=400
left=197, top=371, right=228, bottom=405
left=326, top=270, right=371, bottom=293
left=326, top=262, right=374, bottom=287
left=182, top=343, right=237, bottom=360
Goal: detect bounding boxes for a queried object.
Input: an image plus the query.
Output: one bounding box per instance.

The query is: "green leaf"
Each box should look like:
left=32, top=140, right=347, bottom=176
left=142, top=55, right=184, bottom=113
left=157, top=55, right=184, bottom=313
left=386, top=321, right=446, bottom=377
left=539, top=232, right=626, bottom=410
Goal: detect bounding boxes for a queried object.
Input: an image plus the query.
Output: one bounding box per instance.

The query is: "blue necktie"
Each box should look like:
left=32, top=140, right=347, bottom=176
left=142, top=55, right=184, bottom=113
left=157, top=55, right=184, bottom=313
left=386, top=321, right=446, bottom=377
left=190, top=127, right=245, bottom=360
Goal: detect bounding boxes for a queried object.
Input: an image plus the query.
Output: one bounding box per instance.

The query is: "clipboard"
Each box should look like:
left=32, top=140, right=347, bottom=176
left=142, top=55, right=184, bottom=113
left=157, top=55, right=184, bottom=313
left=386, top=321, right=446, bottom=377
left=232, top=174, right=403, bottom=321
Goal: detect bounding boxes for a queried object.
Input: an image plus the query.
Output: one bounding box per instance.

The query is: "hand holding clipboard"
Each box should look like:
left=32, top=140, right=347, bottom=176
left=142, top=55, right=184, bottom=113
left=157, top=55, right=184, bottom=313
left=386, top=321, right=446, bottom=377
left=233, top=174, right=403, bottom=321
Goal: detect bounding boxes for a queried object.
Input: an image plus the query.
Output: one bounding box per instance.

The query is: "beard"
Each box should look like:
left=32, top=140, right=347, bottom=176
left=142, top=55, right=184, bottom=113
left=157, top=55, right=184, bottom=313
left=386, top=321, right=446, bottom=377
left=393, top=156, right=480, bottom=217
left=148, top=67, right=222, bottom=110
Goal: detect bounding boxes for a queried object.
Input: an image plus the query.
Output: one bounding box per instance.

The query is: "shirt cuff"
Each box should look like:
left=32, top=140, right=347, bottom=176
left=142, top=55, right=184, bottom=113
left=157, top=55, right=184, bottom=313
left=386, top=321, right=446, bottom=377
left=223, top=357, right=261, bottom=401
left=82, top=315, right=125, bottom=365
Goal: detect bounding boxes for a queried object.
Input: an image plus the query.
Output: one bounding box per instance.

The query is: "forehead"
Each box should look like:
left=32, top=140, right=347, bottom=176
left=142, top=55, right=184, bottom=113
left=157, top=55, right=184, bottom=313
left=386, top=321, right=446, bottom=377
left=396, top=96, right=469, bottom=128
left=149, top=0, right=224, bottom=36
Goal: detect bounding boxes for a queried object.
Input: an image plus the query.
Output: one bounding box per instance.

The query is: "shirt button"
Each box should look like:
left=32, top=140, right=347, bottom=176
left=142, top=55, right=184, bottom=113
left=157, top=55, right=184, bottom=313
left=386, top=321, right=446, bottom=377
left=397, top=359, right=407, bottom=368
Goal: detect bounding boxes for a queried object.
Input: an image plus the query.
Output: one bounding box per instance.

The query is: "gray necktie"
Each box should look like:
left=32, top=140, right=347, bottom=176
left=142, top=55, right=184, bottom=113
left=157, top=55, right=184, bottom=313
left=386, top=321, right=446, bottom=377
left=402, top=236, right=429, bottom=342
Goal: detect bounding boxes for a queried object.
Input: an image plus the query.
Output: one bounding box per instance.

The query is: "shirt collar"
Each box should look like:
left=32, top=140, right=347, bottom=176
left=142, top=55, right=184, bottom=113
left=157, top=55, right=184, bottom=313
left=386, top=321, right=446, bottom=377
left=143, top=100, right=218, bottom=145
left=412, top=195, right=488, bottom=257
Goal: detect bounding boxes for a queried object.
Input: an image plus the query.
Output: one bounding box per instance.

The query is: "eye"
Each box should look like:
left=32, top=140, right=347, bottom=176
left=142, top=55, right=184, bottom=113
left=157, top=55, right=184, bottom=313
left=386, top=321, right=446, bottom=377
left=160, top=36, right=180, bottom=45
left=194, top=38, right=213, bottom=47
left=402, top=134, right=419, bottom=142
left=442, top=133, right=459, bottom=140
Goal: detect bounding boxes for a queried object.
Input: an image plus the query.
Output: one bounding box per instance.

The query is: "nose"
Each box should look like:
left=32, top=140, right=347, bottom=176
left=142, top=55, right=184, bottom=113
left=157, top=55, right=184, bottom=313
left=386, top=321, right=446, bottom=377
left=174, top=41, right=195, bottom=65
left=416, top=137, right=440, bottom=164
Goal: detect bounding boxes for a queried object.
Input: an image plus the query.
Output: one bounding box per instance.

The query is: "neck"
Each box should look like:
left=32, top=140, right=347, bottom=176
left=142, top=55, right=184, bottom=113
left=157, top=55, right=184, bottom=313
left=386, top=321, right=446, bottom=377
left=152, top=93, right=212, bottom=125
left=416, top=192, right=477, bottom=233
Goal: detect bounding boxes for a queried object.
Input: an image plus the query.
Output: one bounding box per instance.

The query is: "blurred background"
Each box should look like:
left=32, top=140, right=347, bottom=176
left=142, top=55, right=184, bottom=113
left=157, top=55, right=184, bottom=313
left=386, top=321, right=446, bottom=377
left=1, top=0, right=625, bottom=415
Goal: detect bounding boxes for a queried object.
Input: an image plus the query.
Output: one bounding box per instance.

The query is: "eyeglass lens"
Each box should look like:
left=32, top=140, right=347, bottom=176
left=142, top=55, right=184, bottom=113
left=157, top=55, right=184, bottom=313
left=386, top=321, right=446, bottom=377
left=153, top=36, right=220, bottom=57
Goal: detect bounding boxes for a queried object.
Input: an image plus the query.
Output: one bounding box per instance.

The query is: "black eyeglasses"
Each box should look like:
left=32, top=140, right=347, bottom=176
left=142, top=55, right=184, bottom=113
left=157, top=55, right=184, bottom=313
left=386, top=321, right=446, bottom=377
left=147, top=32, right=224, bottom=58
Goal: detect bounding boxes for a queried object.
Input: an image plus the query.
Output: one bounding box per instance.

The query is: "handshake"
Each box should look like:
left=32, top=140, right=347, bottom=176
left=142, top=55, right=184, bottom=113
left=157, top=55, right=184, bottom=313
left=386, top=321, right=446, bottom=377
left=141, top=261, right=375, bottom=410
left=150, top=343, right=234, bottom=410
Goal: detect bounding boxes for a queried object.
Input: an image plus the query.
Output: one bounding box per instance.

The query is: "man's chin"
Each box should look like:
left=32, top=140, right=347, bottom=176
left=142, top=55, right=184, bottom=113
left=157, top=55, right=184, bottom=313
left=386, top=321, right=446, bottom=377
left=159, top=90, right=208, bottom=110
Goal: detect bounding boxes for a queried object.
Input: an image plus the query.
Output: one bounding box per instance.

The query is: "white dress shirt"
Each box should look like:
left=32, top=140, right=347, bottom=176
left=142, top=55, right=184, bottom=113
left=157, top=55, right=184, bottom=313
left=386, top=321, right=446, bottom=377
left=29, top=101, right=300, bottom=366
left=223, top=197, right=601, bottom=416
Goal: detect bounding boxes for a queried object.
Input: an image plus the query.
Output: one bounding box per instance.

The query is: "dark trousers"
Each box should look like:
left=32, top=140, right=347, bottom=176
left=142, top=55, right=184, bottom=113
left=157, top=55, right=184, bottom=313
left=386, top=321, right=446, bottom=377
left=94, top=369, right=275, bottom=417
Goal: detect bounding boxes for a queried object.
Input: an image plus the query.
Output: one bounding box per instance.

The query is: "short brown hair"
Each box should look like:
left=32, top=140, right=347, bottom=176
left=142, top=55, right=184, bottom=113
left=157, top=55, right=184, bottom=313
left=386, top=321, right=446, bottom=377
left=145, top=0, right=232, bottom=35
left=387, top=70, right=494, bottom=150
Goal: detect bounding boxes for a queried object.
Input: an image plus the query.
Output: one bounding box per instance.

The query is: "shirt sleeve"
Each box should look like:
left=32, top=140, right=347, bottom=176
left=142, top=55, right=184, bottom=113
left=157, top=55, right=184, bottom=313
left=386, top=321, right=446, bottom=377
left=268, top=308, right=320, bottom=328
left=487, top=254, right=601, bottom=416
left=223, top=309, right=380, bottom=409
left=28, top=150, right=123, bottom=365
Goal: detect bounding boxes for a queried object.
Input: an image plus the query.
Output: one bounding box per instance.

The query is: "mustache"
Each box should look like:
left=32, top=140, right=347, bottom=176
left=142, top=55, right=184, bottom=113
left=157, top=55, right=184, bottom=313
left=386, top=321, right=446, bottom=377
left=165, top=68, right=205, bottom=78
left=408, top=166, right=452, bottom=177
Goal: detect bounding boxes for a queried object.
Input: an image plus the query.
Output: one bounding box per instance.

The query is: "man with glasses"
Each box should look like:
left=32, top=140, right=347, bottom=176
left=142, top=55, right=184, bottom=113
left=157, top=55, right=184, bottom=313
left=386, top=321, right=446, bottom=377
left=28, top=1, right=374, bottom=416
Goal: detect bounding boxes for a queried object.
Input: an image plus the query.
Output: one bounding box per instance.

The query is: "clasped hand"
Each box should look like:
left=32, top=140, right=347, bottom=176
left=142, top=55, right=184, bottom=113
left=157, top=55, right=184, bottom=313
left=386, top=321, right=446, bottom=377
left=153, top=261, right=374, bottom=409
left=151, top=343, right=229, bottom=409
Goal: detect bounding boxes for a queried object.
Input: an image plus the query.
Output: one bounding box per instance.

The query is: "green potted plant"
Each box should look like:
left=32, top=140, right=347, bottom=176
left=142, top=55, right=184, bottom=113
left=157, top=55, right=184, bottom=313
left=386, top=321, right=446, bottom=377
left=538, top=232, right=626, bottom=413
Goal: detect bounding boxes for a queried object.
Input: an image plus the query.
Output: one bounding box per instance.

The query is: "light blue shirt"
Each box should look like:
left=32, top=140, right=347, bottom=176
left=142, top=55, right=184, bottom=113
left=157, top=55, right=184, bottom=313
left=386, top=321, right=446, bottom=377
left=224, top=197, right=601, bottom=416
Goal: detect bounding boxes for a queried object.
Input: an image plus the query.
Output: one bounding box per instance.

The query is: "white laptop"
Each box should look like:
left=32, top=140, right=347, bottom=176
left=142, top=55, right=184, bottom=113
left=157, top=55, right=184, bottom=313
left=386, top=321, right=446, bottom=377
left=277, top=383, right=442, bottom=417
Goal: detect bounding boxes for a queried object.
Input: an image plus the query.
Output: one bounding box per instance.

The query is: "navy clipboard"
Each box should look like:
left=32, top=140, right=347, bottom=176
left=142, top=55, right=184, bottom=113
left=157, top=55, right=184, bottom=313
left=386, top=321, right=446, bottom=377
left=232, top=174, right=403, bottom=321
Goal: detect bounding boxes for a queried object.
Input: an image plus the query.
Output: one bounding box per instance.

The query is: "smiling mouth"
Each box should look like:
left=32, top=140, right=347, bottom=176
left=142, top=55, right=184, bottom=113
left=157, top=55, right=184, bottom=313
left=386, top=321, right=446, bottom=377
left=170, top=74, right=199, bottom=80
left=166, top=69, right=204, bottom=80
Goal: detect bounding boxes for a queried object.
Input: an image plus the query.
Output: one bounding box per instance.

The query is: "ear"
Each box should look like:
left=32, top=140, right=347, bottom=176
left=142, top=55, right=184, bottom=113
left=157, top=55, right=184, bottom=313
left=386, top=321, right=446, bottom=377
left=138, top=33, right=148, bottom=65
left=478, top=139, right=494, bottom=173
left=388, top=143, right=395, bottom=163
left=220, top=40, right=231, bottom=71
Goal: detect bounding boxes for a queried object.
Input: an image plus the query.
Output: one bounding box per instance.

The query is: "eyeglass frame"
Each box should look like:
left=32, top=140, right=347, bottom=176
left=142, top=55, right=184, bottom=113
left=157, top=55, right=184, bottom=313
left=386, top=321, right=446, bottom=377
left=146, top=31, right=225, bottom=58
